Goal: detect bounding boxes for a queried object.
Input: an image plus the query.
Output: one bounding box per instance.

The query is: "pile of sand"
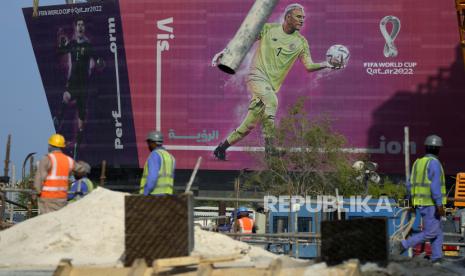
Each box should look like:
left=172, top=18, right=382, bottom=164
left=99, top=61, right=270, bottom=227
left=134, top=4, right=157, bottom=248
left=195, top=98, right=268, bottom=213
left=0, top=188, right=276, bottom=268
left=192, top=225, right=277, bottom=267
left=0, top=188, right=126, bottom=267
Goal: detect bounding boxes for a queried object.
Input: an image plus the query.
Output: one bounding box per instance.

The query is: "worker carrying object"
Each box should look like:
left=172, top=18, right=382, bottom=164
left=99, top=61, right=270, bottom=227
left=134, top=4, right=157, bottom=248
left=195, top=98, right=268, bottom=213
left=68, top=160, right=94, bottom=202
left=393, top=134, right=446, bottom=264
left=33, top=134, right=83, bottom=214
left=139, top=130, right=176, bottom=195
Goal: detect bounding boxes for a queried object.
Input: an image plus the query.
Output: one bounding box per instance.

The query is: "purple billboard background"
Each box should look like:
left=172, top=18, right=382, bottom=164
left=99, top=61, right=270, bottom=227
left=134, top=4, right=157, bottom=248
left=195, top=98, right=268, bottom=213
left=120, top=0, right=464, bottom=174
left=24, top=1, right=138, bottom=167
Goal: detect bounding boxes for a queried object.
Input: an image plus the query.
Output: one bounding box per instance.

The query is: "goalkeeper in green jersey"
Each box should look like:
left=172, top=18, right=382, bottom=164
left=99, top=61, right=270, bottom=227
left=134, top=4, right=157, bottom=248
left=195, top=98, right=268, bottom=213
left=212, top=3, right=341, bottom=160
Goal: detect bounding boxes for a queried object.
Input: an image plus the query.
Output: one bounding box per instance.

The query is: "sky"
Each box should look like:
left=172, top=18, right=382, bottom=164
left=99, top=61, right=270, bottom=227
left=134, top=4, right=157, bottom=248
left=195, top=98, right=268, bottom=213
left=0, top=0, right=65, bottom=182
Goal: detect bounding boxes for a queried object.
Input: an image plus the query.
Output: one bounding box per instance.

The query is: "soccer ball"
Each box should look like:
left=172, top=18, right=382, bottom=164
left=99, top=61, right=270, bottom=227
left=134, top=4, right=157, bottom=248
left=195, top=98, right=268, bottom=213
left=326, top=44, right=350, bottom=68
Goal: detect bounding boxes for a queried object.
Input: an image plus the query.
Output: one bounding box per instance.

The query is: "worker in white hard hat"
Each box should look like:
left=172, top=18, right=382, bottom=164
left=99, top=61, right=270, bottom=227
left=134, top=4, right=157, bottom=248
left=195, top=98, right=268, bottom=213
left=139, top=130, right=176, bottom=195
left=393, top=134, right=446, bottom=264
left=68, top=160, right=94, bottom=202
left=33, top=134, right=82, bottom=214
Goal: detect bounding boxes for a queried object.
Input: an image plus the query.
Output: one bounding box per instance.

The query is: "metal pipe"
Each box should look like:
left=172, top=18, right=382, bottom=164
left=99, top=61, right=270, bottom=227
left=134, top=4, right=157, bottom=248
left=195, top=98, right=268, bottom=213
left=315, top=210, right=320, bottom=257
left=29, top=155, right=35, bottom=177
left=11, top=165, right=15, bottom=186
left=0, top=192, right=5, bottom=222
left=404, top=126, right=410, bottom=186
left=218, top=201, right=226, bottom=226
left=224, top=232, right=321, bottom=238
left=0, top=188, right=36, bottom=193
left=460, top=211, right=465, bottom=238
left=217, top=0, right=279, bottom=74
left=196, top=196, right=264, bottom=203
left=4, top=198, right=28, bottom=210
left=193, top=215, right=229, bottom=221
left=241, top=240, right=316, bottom=245
left=185, top=157, right=202, bottom=193
left=3, top=134, right=11, bottom=178
left=21, top=152, right=36, bottom=181
left=100, top=160, right=106, bottom=187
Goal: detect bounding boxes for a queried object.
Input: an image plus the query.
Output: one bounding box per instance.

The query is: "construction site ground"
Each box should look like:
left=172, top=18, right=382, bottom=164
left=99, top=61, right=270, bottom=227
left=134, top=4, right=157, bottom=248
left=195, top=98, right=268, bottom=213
left=0, top=188, right=464, bottom=276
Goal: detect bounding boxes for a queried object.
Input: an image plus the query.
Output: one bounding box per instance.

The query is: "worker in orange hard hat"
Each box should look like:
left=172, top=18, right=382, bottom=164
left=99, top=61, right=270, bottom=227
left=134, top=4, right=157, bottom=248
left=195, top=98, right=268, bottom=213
left=33, top=134, right=83, bottom=214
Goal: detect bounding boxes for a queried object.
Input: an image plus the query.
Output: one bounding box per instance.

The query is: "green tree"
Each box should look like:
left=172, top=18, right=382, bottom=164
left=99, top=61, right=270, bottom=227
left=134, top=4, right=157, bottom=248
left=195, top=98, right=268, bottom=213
left=368, top=178, right=407, bottom=200
left=244, top=97, right=364, bottom=197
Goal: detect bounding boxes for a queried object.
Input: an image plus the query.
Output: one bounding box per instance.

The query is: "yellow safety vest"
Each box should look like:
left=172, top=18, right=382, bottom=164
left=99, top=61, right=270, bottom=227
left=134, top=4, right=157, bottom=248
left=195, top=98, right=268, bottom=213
left=139, top=149, right=175, bottom=195
left=410, top=156, right=446, bottom=206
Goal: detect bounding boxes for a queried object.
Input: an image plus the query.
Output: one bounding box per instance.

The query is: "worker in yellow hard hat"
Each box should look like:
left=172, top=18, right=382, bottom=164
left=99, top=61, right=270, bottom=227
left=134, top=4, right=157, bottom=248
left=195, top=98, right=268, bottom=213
left=33, top=134, right=83, bottom=214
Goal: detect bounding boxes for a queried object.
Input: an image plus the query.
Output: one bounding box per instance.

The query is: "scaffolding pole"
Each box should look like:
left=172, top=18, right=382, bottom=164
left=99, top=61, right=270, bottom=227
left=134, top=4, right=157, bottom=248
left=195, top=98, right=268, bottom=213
left=456, top=0, right=465, bottom=68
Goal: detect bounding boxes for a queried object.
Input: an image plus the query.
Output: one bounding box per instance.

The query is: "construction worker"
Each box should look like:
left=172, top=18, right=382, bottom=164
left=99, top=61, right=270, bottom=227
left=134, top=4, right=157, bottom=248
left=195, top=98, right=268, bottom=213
left=33, top=134, right=81, bottom=214
left=139, top=131, right=176, bottom=195
left=68, top=161, right=93, bottom=202
left=393, top=135, right=446, bottom=263
left=212, top=3, right=342, bottom=160
left=232, top=206, right=256, bottom=235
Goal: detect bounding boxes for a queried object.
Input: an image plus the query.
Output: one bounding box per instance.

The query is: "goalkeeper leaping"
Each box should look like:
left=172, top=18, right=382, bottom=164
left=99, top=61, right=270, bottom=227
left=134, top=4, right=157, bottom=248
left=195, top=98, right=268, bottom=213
left=212, top=3, right=342, bottom=160
left=54, top=18, right=104, bottom=159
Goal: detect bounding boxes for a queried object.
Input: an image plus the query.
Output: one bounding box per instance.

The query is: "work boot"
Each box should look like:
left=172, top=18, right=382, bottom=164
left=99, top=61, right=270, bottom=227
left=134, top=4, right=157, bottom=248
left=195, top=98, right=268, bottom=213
left=431, top=258, right=446, bottom=266
left=391, top=240, right=407, bottom=256
left=214, top=141, right=229, bottom=161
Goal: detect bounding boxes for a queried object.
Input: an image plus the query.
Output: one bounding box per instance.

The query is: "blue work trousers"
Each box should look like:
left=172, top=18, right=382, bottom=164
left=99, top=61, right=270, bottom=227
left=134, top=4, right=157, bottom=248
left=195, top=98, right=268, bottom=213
left=402, top=206, right=443, bottom=261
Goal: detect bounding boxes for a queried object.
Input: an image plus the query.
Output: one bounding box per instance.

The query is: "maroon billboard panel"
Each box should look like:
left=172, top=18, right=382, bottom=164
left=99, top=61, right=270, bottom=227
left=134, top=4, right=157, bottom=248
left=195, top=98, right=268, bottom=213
left=119, top=0, right=464, bottom=174
left=23, top=1, right=138, bottom=167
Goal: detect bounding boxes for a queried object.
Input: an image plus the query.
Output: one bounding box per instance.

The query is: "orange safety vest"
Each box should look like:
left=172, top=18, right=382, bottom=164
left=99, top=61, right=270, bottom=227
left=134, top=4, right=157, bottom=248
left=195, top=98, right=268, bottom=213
left=238, top=217, right=254, bottom=234
left=41, top=151, right=74, bottom=199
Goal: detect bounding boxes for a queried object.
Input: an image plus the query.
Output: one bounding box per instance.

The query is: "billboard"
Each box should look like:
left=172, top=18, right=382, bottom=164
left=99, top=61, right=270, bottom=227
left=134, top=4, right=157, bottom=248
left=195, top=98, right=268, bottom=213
left=23, top=1, right=138, bottom=166
left=25, top=0, right=465, bottom=174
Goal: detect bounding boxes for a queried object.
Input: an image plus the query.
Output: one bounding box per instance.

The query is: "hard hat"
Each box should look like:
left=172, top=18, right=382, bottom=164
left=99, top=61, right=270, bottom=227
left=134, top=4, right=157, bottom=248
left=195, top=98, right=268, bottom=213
left=146, top=131, right=163, bottom=143
left=237, top=206, right=248, bottom=213
left=48, top=134, right=66, bottom=148
left=424, top=135, right=443, bottom=147
left=75, top=160, right=91, bottom=175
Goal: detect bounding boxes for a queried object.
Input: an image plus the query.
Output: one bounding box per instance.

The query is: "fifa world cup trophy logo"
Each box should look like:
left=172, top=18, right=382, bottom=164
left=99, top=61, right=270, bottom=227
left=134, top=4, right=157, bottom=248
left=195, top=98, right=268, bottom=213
left=380, top=16, right=401, bottom=58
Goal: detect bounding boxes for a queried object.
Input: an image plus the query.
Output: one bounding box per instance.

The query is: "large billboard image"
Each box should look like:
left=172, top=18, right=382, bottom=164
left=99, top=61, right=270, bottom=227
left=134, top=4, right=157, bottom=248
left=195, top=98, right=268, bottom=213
left=23, top=1, right=138, bottom=166
left=25, top=0, right=465, bottom=174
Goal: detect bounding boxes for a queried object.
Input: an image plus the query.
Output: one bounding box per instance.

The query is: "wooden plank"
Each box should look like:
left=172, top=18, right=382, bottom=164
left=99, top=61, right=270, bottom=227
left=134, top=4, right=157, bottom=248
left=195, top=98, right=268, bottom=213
left=267, top=258, right=282, bottom=276
left=65, top=268, right=132, bottom=276
left=153, top=256, right=201, bottom=267
left=200, top=254, right=243, bottom=264
left=196, top=263, right=213, bottom=276
left=210, top=268, right=270, bottom=276
left=128, top=259, right=148, bottom=276
left=53, top=259, right=73, bottom=276
left=152, top=256, right=200, bottom=274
